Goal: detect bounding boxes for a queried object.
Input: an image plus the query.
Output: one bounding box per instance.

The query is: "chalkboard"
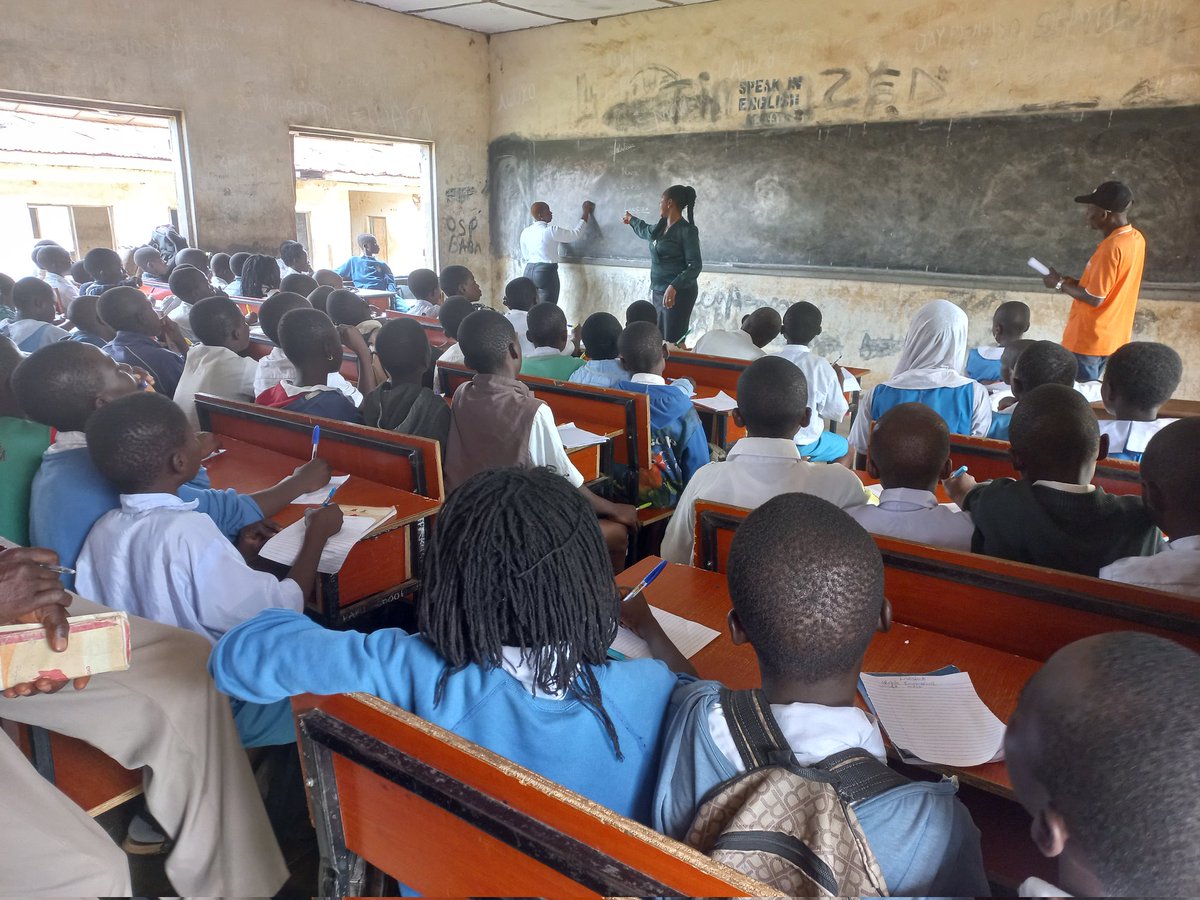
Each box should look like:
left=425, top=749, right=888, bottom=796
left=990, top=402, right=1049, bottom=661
left=489, top=106, right=1200, bottom=284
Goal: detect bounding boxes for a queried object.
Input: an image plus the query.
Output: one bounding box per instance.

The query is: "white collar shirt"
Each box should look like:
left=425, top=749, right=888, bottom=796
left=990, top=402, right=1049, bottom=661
left=74, top=492, right=303, bottom=645
left=709, top=699, right=886, bottom=771
left=253, top=346, right=362, bottom=405
left=167, top=301, right=196, bottom=343
left=692, top=329, right=764, bottom=361
left=174, top=344, right=259, bottom=429
left=661, top=437, right=867, bottom=564
left=1099, top=533, right=1200, bottom=597
left=528, top=402, right=584, bottom=488
left=1098, top=417, right=1178, bottom=455
left=43, top=272, right=79, bottom=306
left=847, top=487, right=974, bottom=552
left=434, top=341, right=465, bottom=395
left=774, top=343, right=850, bottom=444
left=519, top=218, right=588, bottom=264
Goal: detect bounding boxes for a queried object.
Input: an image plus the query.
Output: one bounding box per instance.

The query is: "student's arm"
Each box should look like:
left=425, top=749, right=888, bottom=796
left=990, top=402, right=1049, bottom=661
left=673, top=226, right=703, bottom=287
left=379, top=261, right=396, bottom=292
left=620, top=593, right=698, bottom=677
left=581, top=487, right=638, bottom=533
left=943, top=472, right=979, bottom=507
left=158, top=314, right=190, bottom=354
left=337, top=325, right=378, bottom=395
left=819, top=362, right=850, bottom=421
left=660, top=482, right=699, bottom=564
left=335, top=259, right=353, bottom=279
left=247, top=458, right=333, bottom=517
left=528, top=403, right=585, bottom=487
left=283, top=505, right=344, bottom=598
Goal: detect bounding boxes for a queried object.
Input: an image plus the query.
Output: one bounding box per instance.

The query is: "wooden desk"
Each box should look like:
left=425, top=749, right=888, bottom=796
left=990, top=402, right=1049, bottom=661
left=140, top=277, right=173, bottom=304
left=1093, top=397, right=1200, bottom=420
left=665, top=352, right=747, bottom=448
left=947, top=434, right=1142, bottom=496
left=356, top=288, right=395, bottom=312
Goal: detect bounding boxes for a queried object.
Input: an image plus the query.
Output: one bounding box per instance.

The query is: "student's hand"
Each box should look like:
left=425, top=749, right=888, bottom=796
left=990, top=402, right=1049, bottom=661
left=622, top=211, right=633, bottom=225
left=159, top=314, right=188, bottom=351
left=196, top=431, right=221, bottom=459
left=997, top=395, right=1018, bottom=411
left=290, top=458, right=333, bottom=494
left=236, top=520, right=282, bottom=562
left=304, top=505, right=344, bottom=541
left=619, top=591, right=657, bottom=637
left=337, top=324, right=371, bottom=357
left=118, top=363, right=155, bottom=392
left=943, top=471, right=978, bottom=506
left=246, top=312, right=259, bottom=326
left=663, top=285, right=677, bottom=309
left=607, top=502, right=639, bottom=534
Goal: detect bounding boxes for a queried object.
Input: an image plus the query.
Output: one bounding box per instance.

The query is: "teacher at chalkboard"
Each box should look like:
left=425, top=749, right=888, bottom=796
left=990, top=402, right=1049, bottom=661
left=623, top=184, right=702, bottom=343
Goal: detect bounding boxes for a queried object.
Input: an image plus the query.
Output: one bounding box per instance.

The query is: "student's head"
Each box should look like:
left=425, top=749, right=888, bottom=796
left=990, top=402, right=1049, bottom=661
left=356, top=233, right=380, bottom=256
left=457, top=309, right=520, bottom=376
left=1004, top=632, right=1199, bottom=897
left=625, top=299, right=658, bottom=326
left=1011, top=340, right=1077, bottom=399
left=86, top=392, right=201, bottom=493
left=307, top=285, right=334, bottom=315
left=739, top=307, right=782, bottom=348
left=618, top=321, right=667, bottom=378
left=239, top=254, right=281, bottom=299
left=278, top=307, right=343, bottom=375
left=868, top=402, right=952, bottom=491
left=326, top=289, right=375, bottom=327
left=69, top=261, right=90, bottom=284
left=30, top=239, right=62, bottom=269
left=0, top=337, right=23, bottom=416
left=734, top=355, right=810, bottom=439
left=999, top=339, right=1035, bottom=387
left=279, top=272, right=319, bottom=297
left=1010, top=384, right=1105, bottom=484
left=1137, top=417, right=1200, bottom=538
left=66, top=295, right=115, bottom=343
left=96, top=286, right=159, bottom=337
left=407, top=268, right=442, bottom=304
left=167, top=265, right=211, bottom=304
left=895, top=299, right=968, bottom=374
left=661, top=184, right=697, bottom=224
left=503, top=276, right=538, bottom=312
left=12, top=341, right=141, bottom=432
left=85, top=247, right=125, bottom=284
left=279, top=240, right=309, bottom=273
left=728, top=493, right=887, bottom=684
left=419, top=465, right=623, bottom=754
left=210, top=252, right=234, bottom=282
left=579, top=312, right=622, bottom=361
left=375, top=318, right=431, bottom=382
left=438, top=296, right=474, bottom=341
left=229, top=251, right=250, bottom=278
left=12, top=277, right=56, bottom=322
left=133, top=246, right=169, bottom=278
left=439, top=265, right=481, bottom=302
left=189, top=295, right=250, bottom=351
left=991, top=300, right=1031, bottom=346
left=1101, top=341, right=1183, bottom=419
left=781, top=301, right=822, bottom=346
left=258, top=291, right=311, bottom=346
left=34, top=244, right=72, bottom=276
left=525, top=302, right=568, bottom=352
left=173, top=248, right=209, bottom=277
left=313, top=268, right=344, bottom=289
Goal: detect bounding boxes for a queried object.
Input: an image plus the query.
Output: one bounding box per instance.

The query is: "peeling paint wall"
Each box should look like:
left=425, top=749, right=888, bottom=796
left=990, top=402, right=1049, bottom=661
left=0, top=0, right=491, bottom=284
left=490, top=0, right=1200, bottom=394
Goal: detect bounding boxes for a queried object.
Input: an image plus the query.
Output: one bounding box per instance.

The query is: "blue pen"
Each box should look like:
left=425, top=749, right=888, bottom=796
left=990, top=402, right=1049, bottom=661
left=310, top=425, right=320, bottom=460
left=947, top=465, right=969, bottom=480
left=622, top=559, right=669, bottom=604
left=320, top=482, right=342, bottom=507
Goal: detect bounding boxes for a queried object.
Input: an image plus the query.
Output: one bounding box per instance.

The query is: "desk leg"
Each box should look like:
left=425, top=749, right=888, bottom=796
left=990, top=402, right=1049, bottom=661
left=298, top=713, right=366, bottom=898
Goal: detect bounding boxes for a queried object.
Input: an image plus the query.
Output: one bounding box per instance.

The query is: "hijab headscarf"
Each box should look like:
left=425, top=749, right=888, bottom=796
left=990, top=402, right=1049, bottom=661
left=886, top=300, right=972, bottom=388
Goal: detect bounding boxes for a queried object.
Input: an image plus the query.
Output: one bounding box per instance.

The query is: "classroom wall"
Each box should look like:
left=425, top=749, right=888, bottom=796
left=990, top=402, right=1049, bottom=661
left=0, top=0, right=492, bottom=286
left=489, top=0, right=1200, bottom=394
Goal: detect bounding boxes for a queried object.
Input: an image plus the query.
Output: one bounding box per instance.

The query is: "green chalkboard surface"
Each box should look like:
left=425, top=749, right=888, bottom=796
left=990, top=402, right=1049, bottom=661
left=489, top=106, right=1200, bottom=283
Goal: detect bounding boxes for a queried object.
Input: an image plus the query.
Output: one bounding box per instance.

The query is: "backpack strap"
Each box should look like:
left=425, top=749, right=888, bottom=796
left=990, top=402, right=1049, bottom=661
left=719, top=688, right=796, bottom=770
left=816, top=748, right=911, bottom=805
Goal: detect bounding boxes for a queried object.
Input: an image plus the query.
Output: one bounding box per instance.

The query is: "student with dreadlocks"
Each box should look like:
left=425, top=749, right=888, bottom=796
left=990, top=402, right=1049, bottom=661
left=239, top=253, right=281, bottom=300
left=210, top=466, right=696, bottom=823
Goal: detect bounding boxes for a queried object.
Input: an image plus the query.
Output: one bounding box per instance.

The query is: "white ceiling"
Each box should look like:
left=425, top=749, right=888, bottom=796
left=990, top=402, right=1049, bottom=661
left=354, top=0, right=718, bottom=34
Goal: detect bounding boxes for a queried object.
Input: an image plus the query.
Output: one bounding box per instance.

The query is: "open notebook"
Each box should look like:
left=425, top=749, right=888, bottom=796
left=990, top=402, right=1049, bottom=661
left=259, top=505, right=396, bottom=574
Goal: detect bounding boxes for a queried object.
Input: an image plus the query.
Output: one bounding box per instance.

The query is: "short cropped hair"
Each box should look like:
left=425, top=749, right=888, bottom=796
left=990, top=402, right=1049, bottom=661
left=580, top=312, right=622, bottom=361
left=229, top=252, right=250, bottom=276
left=258, top=292, right=310, bottom=345
left=307, top=285, right=334, bottom=315
left=375, top=318, right=429, bottom=378
left=1013, top=341, right=1077, bottom=392
left=280, top=272, right=319, bottom=296
left=86, top=391, right=190, bottom=493
left=728, top=493, right=884, bottom=681
left=870, top=402, right=950, bottom=487
left=12, top=276, right=53, bottom=315
left=1010, top=383, right=1099, bottom=469
left=35, top=244, right=71, bottom=273
left=1104, top=341, right=1183, bottom=410
left=617, top=321, right=664, bottom=375
left=457, top=309, right=516, bottom=374
left=439, top=265, right=472, bottom=296
left=167, top=265, right=209, bottom=301
left=625, top=300, right=658, bottom=326
left=325, top=289, right=368, bottom=326
left=525, top=302, right=567, bottom=348
left=96, top=286, right=151, bottom=332
left=11, top=341, right=112, bottom=431
left=736, top=355, right=808, bottom=436
left=189, top=296, right=245, bottom=347
left=438, top=296, right=474, bottom=340
left=503, top=277, right=538, bottom=310
left=782, top=301, right=822, bottom=344
left=83, top=247, right=122, bottom=280
left=407, top=268, right=439, bottom=301
left=278, top=307, right=337, bottom=366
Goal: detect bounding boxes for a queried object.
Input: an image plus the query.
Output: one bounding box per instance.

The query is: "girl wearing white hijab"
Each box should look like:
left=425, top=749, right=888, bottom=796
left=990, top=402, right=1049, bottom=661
left=849, top=300, right=992, bottom=456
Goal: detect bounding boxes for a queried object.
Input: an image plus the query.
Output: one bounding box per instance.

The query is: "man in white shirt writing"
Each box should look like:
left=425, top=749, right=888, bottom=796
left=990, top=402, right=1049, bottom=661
left=519, top=200, right=594, bottom=304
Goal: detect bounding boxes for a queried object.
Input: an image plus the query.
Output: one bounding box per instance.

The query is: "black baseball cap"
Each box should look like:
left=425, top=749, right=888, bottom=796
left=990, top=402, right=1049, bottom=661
left=1074, top=180, right=1133, bottom=212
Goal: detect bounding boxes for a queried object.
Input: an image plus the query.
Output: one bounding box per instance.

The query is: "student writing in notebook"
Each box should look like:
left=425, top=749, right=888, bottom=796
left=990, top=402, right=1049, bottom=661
left=1005, top=632, right=1199, bottom=897
left=1097, top=340, right=1182, bottom=462
left=210, top=466, right=694, bottom=824
left=653, top=493, right=988, bottom=896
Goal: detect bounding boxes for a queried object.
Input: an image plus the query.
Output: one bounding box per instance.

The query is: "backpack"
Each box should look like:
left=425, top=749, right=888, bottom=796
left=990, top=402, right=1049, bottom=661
left=686, top=688, right=908, bottom=897
left=149, top=225, right=189, bottom=266
left=637, top=424, right=687, bottom=508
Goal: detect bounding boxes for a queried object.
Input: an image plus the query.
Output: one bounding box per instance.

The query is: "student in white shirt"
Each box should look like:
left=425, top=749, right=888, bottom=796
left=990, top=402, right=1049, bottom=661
left=502, top=275, right=540, bottom=356
left=848, top=402, right=974, bottom=551
left=661, top=356, right=866, bottom=564
left=519, top=200, right=593, bottom=304
left=1004, top=632, right=1200, bottom=898
left=693, top=307, right=781, bottom=360
left=251, top=291, right=362, bottom=404
left=1097, top=341, right=1182, bottom=462
left=404, top=268, right=443, bottom=318
left=166, top=264, right=217, bottom=344
left=774, top=301, right=849, bottom=462
left=35, top=244, right=78, bottom=313
left=1100, top=417, right=1200, bottom=595
left=432, top=296, right=475, bottom=394
left=210, top=252, right=234, bottom=290
left=173, top=296, right=259, bottom=429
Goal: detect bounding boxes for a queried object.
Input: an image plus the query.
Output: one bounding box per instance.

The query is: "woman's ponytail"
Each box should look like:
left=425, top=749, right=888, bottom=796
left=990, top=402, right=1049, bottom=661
left=665, top=184, right=697, bottom=225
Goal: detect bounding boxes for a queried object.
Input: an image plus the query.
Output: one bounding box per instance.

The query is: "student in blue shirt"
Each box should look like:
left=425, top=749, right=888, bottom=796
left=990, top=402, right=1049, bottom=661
left=1098, top=341, right=1183, bottom=462
left=64, top=295, right=115, bottom=348
left=97, top=286, right=188, bottom=397
left=336, top=233, right=396, bottom=292
left=653, top=493, right=989, bottom=896
left=10, top=340, right=333, bottom=587
left=211, top=465, right=695, bottom=824
left=2, top=278, right=69, bottom=351
left=79, top=248, right=139, bottom=297
left=570, top=312, right=630, bottom=388
left=966, top=300, right=1030, bottom=384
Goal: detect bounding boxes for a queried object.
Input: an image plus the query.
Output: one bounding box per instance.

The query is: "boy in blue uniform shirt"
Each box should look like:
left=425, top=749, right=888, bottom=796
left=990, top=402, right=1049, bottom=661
left=97, top=286, right=189, bottom=397
left=79, top=247, right=139, bottom=297
left=1097, top=340, right=1182, bottom=462
left=653, top=492, right=988, bottom=896
left=335, top=233, right=395, bottom=292
left=2, top=278, right=69, bottom=352
left=967, top=300, right=1030, bottom=384
left=569, top=312, right=629, bottom=388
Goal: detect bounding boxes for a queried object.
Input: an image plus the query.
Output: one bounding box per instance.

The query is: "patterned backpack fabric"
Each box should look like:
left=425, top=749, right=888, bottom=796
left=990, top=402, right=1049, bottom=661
left=686, top=688, right=906, bottom=897
left=637, top=425, right=687, bottom=508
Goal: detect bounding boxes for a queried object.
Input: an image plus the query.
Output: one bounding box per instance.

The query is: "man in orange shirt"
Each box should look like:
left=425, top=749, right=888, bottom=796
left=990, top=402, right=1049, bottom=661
left=1044, top=181, right=1145, bottom=382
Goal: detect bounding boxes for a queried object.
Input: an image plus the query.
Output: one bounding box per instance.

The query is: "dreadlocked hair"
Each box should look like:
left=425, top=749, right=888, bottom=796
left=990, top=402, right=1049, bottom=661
left=418, top=466, right=625, bottom=757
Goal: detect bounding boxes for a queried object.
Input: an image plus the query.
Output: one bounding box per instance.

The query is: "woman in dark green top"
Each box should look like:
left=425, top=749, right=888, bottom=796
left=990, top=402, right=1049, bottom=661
left=623, top=184, right=702, bottom=343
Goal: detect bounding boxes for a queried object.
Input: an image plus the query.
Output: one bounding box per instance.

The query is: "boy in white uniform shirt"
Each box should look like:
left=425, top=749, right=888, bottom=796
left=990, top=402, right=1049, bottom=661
left=693, top=308, right=781, bottom=360
left=35, top=244, right=78, bottom=313
left=1096, top=341, right=1182, bottom=462
left=661, top=356, right=865, bottom=564
left=774, top=301, right=849, bottom=462
left=432, top=296, right=474, bottom=394
left=173, top=296, right=259, bottom=429
left=848, top=402, right=974, bottom=551
left=166, top=264, right=217, bottom=344
left=1100, top=417, right=1200, bottom=595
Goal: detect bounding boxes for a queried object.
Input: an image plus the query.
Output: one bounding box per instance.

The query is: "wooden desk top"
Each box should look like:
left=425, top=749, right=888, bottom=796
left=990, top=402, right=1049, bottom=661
left=619, top=557, right=1040, bottom=796
left=205, top=437, right=440, bottom=530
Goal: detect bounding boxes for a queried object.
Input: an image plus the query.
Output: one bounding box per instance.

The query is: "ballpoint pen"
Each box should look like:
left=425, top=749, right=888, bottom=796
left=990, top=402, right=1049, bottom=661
left=310, top=424, right=320, bottom=460
left=622, top=558, right=669, bottom=604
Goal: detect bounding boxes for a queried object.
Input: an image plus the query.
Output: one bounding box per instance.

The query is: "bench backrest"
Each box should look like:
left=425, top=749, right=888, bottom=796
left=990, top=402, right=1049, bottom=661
left=247, top=334, right=361, bottom=383
left=693, top=500, right=1200, bottom=660
left=294, top=692, right=765, bottom=898
left=947, top=435, right=1142, bottom=495
left=381, top=309, right=454, bottom=349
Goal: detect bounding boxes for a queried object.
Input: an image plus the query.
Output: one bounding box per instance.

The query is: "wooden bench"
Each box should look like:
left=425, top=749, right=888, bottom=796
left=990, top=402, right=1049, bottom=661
left=947, top=434, right=1142, bottom=495
left=195, top=394, right=443, bottom=627
left=292, top=692, right=766, bottom=897
left=381, top=309, right=453, bottom=350
left=247, top=333, right=363, bottom=386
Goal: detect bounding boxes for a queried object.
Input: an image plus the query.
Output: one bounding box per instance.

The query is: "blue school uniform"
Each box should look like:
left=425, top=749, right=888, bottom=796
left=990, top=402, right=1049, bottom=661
left=67, top=330, right=109, bottom=348
left=103, top=331, right=185, bottom=398
left=210, top=608, right=684, bottom=824
left=335, top=255, right=396, bottom=292
left=988, top=409, right=1013, bottom=441
left=965, top=346, right=1003, bottom=383
left=568, top=358, right=630, bottom=389
left=618, top=378, right=710, bottom=485
left=871, top=383, right=977, bottom=436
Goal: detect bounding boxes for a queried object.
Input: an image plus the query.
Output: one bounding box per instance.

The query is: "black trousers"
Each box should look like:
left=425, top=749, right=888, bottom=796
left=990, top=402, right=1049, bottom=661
left=652, top=283, right=699, bottom=343
left=524, top=263, right=561, bottom=305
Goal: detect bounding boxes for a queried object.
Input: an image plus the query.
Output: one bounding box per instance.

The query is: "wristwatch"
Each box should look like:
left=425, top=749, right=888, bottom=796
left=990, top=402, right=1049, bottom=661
left=1054, top=278, right=1064, bottom=291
